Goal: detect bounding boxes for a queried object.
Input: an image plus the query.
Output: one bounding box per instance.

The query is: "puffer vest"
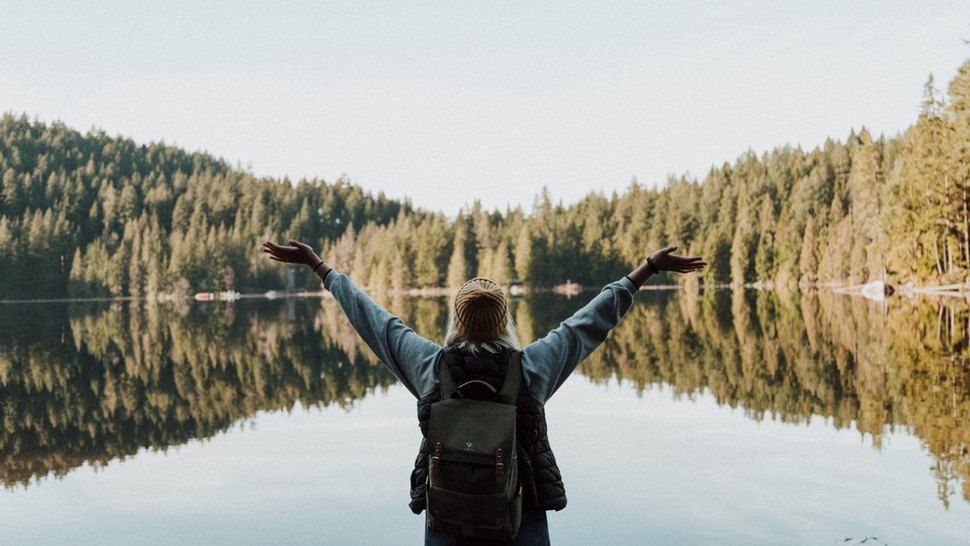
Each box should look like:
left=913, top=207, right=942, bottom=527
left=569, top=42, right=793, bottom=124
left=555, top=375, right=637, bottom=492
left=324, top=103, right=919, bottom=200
left=409, top=346, right=567, bottom=519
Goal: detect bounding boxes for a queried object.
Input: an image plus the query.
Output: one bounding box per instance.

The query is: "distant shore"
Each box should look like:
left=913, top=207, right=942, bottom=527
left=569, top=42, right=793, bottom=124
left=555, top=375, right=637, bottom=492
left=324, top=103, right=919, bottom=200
left=1, top=279, right=967, bottom=305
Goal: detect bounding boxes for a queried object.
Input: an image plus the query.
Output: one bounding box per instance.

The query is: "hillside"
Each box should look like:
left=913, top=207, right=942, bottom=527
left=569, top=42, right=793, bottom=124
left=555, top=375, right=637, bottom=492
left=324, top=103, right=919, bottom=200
left=0, top=60, right=967, bottom=299
left=0, top=118, right=410, bottom=298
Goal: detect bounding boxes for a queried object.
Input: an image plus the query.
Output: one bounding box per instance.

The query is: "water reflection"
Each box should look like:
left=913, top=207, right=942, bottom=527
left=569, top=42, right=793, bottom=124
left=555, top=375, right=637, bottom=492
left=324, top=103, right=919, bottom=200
left=0, top=290, right=967, bottom=507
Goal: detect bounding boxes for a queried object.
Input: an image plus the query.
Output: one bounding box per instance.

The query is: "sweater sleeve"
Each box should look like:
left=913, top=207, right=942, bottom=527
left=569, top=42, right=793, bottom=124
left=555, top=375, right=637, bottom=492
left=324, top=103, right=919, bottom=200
left=521, top=277, right=638, bottom=404
left=323, top=270, right=441, bottom=398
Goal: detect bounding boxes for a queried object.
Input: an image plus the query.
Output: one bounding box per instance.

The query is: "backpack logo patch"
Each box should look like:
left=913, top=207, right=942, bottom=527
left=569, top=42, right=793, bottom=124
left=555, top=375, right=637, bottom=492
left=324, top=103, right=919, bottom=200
left=464, top=441, right=473, bottom=450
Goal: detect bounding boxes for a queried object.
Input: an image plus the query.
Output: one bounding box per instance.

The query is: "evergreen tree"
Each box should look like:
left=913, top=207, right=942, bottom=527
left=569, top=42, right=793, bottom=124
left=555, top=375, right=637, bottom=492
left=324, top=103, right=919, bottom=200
left=514, top=224, right=534, bottom=284
left=447, top=217, right=471, bottom=288
left=730, top=184, right=757, bottom=285
left=754, top=194, right=777, bottom=282
left=491, top=241, right=512, bottom=286
left=944, top=61, right=970, bottom=276
left=799, top=216, right=818, bottom=287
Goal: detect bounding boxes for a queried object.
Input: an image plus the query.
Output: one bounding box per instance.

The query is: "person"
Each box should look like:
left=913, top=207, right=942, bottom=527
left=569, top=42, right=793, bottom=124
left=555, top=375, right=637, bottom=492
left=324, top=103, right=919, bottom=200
left=262, top=239, right=705, bottom=545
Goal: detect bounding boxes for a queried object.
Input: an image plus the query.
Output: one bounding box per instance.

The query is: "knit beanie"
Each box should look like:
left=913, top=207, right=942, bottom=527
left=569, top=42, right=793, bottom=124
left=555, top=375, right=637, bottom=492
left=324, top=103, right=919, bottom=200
left=454, top=277, right=508, bottom=341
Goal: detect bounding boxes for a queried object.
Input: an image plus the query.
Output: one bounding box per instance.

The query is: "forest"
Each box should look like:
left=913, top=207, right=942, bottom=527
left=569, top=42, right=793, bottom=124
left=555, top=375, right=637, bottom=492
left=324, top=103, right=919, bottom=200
left=0, top=61, right=968, bottom=299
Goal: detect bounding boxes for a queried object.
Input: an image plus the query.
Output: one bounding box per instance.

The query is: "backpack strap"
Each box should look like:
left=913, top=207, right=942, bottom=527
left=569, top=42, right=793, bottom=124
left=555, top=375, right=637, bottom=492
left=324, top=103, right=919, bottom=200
left=496, top=351, right=522, bottom=405
left=438, top=354, right=459, bottom=400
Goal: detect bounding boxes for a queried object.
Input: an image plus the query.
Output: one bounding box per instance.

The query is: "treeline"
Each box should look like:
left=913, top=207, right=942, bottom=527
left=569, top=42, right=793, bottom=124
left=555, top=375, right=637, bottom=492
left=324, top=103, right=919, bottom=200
left=0, top=119, right=410, bottom=299
left=325, top=62, right=969, bottom=290
left=1, top=290, right=965, bottom=504
left=1, top=62, right=968, bottom=298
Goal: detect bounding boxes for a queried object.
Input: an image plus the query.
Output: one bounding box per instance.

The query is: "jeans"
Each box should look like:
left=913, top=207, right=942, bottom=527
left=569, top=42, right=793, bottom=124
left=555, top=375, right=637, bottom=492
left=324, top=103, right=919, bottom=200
left=424, top=514, right=551, bottom=546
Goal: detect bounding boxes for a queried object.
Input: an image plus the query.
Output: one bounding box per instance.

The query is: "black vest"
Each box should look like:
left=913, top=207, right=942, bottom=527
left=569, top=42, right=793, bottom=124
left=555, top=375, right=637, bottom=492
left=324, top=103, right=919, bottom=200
left=409, top=346, right=567, bottom=518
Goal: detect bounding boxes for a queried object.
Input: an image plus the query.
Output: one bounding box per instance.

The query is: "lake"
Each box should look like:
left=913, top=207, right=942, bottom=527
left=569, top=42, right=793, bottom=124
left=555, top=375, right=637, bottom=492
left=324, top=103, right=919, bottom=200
left=0, top=289, right=968, bottom=545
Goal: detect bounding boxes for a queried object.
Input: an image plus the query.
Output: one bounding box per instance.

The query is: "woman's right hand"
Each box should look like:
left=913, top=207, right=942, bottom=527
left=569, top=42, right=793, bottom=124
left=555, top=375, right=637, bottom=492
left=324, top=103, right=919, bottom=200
left=650, top=246, right=705, bottom=274
left=262, top=240, right=322, bottom=267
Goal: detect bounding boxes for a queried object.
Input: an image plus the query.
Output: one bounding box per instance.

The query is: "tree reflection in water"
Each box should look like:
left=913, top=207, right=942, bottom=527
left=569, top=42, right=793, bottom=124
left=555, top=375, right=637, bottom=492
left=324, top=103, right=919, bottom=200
left=0, top=290, right=966, bottom=506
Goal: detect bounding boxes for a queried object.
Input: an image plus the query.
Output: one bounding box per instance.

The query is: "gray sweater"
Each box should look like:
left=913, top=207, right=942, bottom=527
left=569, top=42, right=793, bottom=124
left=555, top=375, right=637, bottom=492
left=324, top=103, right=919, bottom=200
left=322, top=271, right=638, bottom=404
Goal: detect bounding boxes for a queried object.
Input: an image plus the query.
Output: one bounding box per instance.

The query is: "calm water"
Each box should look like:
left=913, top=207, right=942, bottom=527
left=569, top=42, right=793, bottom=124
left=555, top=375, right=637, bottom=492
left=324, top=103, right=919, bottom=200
left=1, top=290, right=968, bottom=545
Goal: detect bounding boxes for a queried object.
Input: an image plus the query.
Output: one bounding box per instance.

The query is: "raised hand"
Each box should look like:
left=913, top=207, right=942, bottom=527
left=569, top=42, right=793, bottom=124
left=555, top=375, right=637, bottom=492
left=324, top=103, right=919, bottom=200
left=262, top=240, right=321, bottom=267
left=650, top=246, right=706, bottom=274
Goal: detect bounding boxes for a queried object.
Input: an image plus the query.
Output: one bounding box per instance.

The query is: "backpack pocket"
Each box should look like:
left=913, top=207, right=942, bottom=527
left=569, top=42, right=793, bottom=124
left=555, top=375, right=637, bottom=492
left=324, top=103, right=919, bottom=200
left=427, top=484, right=522, bottom=540
left=432, top=451, right=509, bottom=494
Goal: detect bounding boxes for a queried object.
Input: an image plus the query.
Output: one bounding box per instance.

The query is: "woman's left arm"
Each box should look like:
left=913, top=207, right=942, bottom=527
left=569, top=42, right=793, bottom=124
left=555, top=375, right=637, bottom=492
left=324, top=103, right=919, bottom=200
left=520, top=277, right=639, bottom=404
left=521, top=246, right=705, bottom=404
left=263, top=240, right=441, bottom=398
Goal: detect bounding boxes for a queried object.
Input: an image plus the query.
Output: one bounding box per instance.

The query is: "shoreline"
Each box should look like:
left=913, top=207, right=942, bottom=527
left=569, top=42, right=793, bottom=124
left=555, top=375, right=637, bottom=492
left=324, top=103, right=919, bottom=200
left=1, top=281, right=967, bottom=305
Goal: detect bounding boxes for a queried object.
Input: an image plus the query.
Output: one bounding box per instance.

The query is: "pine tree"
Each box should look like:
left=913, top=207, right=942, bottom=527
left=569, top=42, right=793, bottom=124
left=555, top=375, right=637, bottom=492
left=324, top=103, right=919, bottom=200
left=68, top=248, right=85, bottom=296
left=846, top=130, right=884, bottom=282
left=754, top=194, right=776, bottom=282
left=477, top=246, right=494, bottom=280
left=799, top=216, right=818, bottom=287
left=491, top=241, right=512, bottom=286
left=390, top=246, right=408, bottom=292
left=944, top=61, right=970, bottom=275
left=514, top=225, right=534, bottom=284
left=730, top=184, right=757, bottom=285
left=447, top=219, right=470, bottom=288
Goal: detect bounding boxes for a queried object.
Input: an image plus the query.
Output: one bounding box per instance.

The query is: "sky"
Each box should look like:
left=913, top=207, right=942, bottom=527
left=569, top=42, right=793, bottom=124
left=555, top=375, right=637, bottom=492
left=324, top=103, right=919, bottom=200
left=1, top=1, right=968, bottom=214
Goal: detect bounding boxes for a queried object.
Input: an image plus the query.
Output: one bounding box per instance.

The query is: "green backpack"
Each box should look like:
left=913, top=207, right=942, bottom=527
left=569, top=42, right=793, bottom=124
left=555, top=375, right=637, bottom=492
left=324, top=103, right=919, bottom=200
left=425, top=351, right=523, bottom=541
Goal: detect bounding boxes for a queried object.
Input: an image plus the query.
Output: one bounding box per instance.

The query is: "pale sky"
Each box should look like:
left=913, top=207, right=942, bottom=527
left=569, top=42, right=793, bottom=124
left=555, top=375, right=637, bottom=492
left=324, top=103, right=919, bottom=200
left=2, top=1, right=968, bottom=214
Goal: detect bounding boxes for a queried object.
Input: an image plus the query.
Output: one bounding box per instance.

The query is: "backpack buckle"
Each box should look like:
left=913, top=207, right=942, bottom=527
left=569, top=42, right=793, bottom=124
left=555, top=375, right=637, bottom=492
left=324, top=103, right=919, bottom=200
left=495, top=448, right=505, bottom=484
left=431, top=441, right=442, bottom=478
